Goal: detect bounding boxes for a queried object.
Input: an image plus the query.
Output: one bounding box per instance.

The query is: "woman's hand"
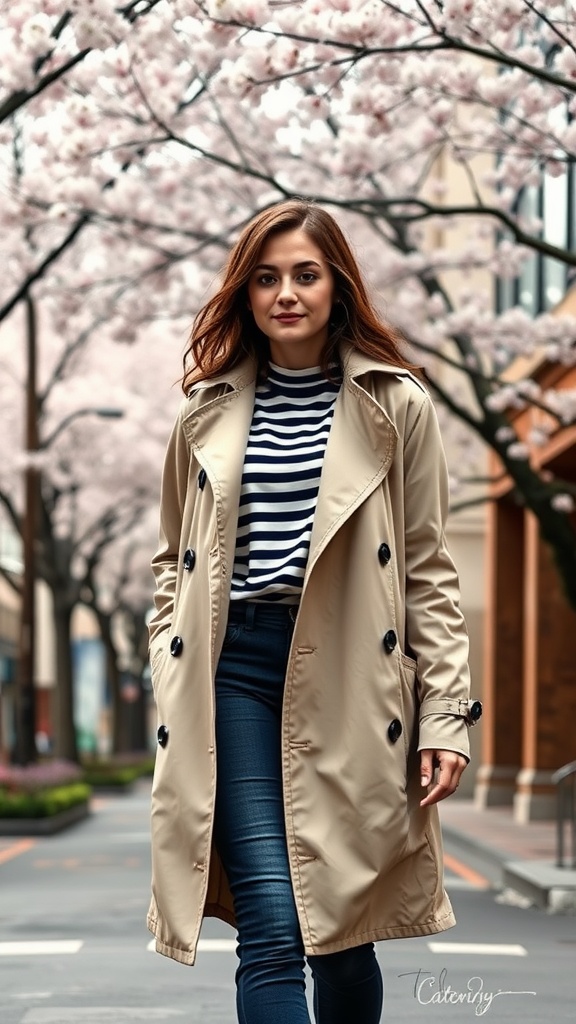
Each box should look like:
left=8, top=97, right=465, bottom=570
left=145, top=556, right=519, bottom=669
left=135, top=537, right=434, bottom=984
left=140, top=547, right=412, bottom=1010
left=419, top=748, right=468, bottom=807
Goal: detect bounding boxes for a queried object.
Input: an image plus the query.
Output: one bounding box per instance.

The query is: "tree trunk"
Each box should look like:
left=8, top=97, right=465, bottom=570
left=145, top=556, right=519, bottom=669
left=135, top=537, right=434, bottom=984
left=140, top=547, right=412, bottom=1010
left=108, top=638, right=127, bottom=756
left=130, top=675, right=149, bottom=753
left=95, top=610, right=128, bottom=755
left=128, top=609, right=151, bottom=752
left=53, top=599, right=78, bottom=762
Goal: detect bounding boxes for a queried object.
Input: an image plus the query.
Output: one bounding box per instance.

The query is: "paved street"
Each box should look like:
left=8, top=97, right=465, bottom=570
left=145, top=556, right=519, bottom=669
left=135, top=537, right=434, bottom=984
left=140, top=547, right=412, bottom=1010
left=1, top=782, right=574, bottom=1023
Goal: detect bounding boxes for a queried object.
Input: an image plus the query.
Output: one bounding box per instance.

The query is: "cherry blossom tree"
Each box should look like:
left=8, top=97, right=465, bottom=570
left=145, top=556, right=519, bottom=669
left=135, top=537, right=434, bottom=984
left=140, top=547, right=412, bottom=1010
left=1, top=0, right=576, bottom=631
left=81, top=507, right=161, bottom=754
left=171, top=0, right=576, bottom=602
left=0, top=305, right=181, bottom=760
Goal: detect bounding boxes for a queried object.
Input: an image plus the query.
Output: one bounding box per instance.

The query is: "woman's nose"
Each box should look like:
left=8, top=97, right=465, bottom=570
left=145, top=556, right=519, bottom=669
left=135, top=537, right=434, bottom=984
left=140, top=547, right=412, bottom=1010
left=278, top=277, right=298, bottom=302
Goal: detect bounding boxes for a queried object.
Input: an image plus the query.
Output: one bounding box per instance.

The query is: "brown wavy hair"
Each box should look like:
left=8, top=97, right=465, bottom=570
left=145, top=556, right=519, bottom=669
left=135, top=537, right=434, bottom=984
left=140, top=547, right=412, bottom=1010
left=182, top=200, right=415, bottom=392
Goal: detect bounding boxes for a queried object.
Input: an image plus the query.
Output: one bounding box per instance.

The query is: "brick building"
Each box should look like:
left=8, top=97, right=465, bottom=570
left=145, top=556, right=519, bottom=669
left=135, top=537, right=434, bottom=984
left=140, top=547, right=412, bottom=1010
left=476, top=353, right=576, bottom=821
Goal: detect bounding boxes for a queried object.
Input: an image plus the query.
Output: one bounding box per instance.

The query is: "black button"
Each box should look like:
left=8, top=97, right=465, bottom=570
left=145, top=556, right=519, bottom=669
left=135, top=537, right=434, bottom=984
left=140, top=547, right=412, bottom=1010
left=378, top=543, right=391, bottom=565
left=198, top=469, right=207, bottom=490
left=170, top=635, right=183, bottom=657
left=183, top=548, right=196, bottom=572
left=469, top=699, right=483, bottom=724
left=388, top=719, right=402, bottom=743
left=157, top=725, right=169, bottom=748
left=382, top=629, right=397, bottom=654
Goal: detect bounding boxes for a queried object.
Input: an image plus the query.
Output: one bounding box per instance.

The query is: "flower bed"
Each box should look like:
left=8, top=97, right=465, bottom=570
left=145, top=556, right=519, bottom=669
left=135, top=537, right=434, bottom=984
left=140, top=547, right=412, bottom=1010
left=0, top=759, right=84, bottom=795
left=0, top=761, right=91, bottom=835
left=0, top=782, right=91, bottom=818
left=81, top=753, right=155, bottom=789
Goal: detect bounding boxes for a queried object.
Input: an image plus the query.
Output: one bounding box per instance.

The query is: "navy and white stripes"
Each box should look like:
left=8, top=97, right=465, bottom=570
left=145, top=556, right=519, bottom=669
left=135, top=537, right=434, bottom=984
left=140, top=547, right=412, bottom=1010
left=230, top=362, right=342, bottom=603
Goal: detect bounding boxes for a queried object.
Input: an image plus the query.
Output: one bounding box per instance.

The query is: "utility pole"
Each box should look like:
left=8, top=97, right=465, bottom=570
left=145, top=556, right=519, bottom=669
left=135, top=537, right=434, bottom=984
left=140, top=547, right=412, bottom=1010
left=14, top=295, right=39, bottom=765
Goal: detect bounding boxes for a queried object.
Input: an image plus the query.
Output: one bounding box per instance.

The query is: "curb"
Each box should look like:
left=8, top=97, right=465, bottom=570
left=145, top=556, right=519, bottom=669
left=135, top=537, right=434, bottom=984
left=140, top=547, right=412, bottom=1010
left=85, top=782, right=136, bottom=795
left=441, top=822, right=511, bottom=872
left=502, top=860, right=576, bottom=913
left=0, top=800, right=91, bottom=836
left=442, top=822, right=576, bottom=914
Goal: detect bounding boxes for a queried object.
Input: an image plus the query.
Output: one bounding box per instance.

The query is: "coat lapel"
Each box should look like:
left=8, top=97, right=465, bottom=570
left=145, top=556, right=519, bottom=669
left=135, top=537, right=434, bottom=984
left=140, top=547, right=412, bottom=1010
left=305, top=349, right=399, bottom=582
left=178, top=349, right=404, bottom=587
left=181, top=360, right=256, bottom=572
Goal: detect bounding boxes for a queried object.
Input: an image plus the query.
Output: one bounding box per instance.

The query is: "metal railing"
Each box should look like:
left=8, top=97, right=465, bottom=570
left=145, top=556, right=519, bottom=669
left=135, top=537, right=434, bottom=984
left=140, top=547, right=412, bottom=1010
left=551, top=760, right=576, bottom=869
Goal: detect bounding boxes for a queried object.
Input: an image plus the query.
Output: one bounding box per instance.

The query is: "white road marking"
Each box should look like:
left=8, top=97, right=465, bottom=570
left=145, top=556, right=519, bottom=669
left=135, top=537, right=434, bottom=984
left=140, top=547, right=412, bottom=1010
left=23, top=1012, right=184, bottom=1022
left=11, top=993, right=52, bottom=1000
left=199, top=938, right=237, bottom=952
left=428, top=942, right=527, bottom=956
left=4, top=937, right=528, bottom=961
left=147, top=937, right=236, bottom=953
left=0, top=941, right=83, bottom=956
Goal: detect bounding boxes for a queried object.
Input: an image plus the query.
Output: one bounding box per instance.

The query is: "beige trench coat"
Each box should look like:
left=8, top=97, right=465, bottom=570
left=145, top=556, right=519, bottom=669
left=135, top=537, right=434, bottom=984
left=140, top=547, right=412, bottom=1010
left=147, top=342, right=473, bottom=966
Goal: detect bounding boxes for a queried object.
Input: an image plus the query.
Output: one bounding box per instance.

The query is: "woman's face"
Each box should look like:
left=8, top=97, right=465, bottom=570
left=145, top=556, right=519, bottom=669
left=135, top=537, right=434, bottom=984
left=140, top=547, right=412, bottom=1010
left=247, top=228, right=335, bottom=369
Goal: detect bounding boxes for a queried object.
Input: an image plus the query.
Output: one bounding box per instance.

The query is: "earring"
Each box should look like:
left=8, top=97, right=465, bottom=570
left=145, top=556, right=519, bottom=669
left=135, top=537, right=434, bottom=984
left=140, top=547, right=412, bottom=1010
left=329, top=300, right=347, bottom=329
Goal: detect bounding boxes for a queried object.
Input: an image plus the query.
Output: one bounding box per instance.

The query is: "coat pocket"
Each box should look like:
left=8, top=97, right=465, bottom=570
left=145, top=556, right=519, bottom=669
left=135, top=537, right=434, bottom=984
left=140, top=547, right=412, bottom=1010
left=399, top=653, right=418, bottom=759
left=149, top=633, right=170, bottom=700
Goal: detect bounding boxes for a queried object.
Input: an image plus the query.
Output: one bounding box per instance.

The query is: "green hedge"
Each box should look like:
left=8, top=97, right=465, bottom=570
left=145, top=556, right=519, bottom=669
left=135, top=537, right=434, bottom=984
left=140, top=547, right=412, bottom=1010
left=0, top=783, right=91, bottom=819
left=81, top=755, right=155, bottom=787
left=82, top=766, right=140, bottom=787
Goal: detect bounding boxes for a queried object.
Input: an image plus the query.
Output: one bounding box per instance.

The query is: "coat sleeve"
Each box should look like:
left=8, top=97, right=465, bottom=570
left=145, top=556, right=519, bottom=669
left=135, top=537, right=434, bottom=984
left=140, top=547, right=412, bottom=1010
left=149, top=401, right=192, bottom=657
left=402, top=389, right=472, bottom=760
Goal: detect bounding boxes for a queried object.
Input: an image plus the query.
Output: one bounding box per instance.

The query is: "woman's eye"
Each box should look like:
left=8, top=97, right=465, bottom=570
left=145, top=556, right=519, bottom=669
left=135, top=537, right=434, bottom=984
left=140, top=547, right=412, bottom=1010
left=254, top=271, right=318, bottom=286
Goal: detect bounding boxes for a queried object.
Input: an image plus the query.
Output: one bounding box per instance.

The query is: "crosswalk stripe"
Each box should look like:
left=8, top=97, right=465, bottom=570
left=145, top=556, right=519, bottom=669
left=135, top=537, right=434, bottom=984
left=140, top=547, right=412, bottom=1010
left=198, top=938, right=236, bottom=952
left=23, top=1011, right=184, bottom=1022
left=0, top=941, right=83, bottom=956
left=3, top=938, right=528, bottom=958
left=147, top=938, right=236, bottom=953
left=427, top=942, right=527, bottom=956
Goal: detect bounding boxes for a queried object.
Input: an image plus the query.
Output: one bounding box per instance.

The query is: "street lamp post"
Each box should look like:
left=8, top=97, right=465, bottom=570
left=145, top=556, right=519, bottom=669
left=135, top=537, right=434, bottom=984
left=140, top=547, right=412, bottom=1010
left=40, top=407, right=124, bottom=450
left=13, top=302, right=123, bottom=765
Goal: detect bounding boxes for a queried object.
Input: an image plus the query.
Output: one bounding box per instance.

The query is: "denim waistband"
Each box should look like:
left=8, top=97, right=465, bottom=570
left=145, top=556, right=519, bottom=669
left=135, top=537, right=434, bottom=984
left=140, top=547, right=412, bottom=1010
left=227, top=600, right=299, bottom=626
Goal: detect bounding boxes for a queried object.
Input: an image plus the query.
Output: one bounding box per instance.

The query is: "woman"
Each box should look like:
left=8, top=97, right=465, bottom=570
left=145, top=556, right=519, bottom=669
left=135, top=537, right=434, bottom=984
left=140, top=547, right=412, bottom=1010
left=147, top=200, right=481, bottom=1024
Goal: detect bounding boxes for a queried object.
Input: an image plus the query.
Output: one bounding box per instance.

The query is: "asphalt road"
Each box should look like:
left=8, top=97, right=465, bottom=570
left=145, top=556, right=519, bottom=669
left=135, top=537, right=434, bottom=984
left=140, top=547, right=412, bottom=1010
left=0, top=782, right=574, bottom=1023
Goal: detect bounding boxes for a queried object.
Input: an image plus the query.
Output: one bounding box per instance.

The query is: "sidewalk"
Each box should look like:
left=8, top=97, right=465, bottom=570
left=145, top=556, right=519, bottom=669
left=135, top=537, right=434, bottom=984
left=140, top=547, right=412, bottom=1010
left=440, top=798, right=576, bottom=913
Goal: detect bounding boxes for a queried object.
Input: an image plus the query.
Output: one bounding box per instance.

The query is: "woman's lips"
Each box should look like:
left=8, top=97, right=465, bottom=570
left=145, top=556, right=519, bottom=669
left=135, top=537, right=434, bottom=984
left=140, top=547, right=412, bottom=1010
left=273, top=314, right=304, bottom=323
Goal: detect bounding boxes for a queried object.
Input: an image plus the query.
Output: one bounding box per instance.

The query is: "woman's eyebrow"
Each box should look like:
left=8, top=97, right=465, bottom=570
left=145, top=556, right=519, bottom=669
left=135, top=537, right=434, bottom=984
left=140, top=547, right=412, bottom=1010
left=254, top=260, right=322, bottom=271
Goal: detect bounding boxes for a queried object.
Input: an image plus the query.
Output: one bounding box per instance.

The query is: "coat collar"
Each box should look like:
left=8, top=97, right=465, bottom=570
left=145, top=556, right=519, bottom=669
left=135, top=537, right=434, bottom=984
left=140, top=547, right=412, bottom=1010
left=181, top=344, right=408, bottom=584
left=183, top=342, right=416, bottom=399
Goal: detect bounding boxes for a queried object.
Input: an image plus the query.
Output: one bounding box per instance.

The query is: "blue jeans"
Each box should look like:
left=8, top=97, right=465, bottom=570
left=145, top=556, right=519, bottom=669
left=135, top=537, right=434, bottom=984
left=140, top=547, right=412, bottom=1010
left=214, top=601, right=384, bottom=1024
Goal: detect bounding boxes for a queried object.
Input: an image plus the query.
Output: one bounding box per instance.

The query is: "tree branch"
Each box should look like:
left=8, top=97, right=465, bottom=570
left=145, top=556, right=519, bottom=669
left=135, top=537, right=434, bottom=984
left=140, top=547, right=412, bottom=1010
left=0, top=51, right=91, bottom=125
left=0, top=488, right=22, bottom=536
left=0, top=565, right=21, bottom=595
left=0, top=214, right=90, bottom=325
left=200, top=9, right=576, bottom=95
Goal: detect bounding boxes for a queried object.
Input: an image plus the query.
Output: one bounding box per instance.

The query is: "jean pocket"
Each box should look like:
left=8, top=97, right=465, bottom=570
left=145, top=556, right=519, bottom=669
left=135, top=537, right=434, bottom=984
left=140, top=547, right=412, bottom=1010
left=222, top=623, right=243, bottom=648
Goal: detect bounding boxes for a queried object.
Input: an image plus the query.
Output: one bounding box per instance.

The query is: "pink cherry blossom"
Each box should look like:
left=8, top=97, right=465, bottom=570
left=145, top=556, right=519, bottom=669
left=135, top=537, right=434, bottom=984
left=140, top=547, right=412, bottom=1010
left=0, top=0, right=575, bottom=623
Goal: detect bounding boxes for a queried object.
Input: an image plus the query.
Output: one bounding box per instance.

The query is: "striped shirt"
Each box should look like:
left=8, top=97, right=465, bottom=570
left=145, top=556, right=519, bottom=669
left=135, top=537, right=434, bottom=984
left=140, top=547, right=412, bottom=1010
left=230, top=361, right=342, bottom=603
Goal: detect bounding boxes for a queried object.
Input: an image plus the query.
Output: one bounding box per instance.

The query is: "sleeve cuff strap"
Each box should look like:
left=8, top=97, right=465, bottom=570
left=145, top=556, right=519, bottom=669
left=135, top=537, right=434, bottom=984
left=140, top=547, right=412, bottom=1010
left=419, top=698, right=483, bottom=726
